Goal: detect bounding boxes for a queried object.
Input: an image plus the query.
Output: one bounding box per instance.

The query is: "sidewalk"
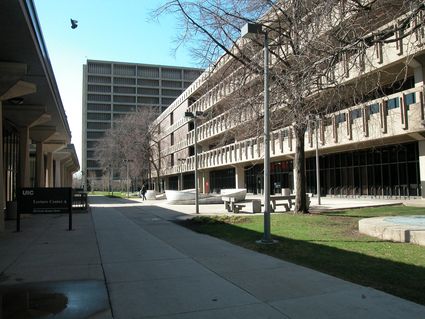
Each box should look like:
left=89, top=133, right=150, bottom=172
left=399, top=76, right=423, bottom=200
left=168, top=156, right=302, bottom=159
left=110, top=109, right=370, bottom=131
left=1, top=196, right=425, bottom=318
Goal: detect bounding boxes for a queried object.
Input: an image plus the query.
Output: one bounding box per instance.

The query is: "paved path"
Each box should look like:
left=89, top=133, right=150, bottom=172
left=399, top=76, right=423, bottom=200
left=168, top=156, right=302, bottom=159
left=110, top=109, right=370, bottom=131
left=1, top=196, right=425, bottom=318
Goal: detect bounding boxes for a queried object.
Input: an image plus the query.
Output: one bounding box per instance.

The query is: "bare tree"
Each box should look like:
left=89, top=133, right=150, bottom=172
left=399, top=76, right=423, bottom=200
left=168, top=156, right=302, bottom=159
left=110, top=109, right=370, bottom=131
left=154, top=0, right=424, bottom=213
left=94, top=107, right=162, bottom=192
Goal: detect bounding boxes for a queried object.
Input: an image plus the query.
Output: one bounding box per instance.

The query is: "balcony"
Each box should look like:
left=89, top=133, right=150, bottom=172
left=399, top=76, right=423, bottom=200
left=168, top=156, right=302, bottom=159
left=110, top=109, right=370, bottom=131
left=154, top=85, right=425, bottom=178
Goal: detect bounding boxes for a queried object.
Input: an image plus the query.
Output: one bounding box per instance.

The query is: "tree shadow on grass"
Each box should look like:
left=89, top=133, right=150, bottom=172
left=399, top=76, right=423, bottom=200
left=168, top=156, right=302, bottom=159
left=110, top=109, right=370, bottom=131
left=178, top=216, right=425, bottom=306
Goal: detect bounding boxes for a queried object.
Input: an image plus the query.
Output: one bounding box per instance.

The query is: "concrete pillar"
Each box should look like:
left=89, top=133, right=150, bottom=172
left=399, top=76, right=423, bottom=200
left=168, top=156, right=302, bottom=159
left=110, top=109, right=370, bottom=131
left=60, top=161, right=65, bottom=187
left=235, top=165, right=245, bottom=189
left=36, top=142, right=45, bottom=187
left=178, top=173, right=183, bottom=190
left=19, top=126, right=30, bottom=188
left=55, top=159, right=61, bottom=187
left=46, top=152, right=54, bottom=187
left=0, top=101, right=4, bottom=231
left=419, top=140, right=425, bottom=198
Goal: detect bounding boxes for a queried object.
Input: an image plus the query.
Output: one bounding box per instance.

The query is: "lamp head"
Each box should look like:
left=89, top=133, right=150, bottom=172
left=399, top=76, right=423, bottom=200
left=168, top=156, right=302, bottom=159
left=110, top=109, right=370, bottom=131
left=241, top=23, right=263, bottom=39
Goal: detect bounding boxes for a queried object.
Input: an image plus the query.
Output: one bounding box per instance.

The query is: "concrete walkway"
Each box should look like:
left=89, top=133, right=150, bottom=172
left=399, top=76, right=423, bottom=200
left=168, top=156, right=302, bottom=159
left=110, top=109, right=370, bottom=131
left=1, top=196, right=425, bottom=318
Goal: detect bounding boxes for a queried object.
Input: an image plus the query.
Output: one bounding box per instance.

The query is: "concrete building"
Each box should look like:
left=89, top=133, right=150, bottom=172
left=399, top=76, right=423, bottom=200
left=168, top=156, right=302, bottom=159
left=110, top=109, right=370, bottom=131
left=82, top=60, right=202, bottom=188
left=0, top=1, right=80, bottom=231
left=152, top=3, right=425, bottom=199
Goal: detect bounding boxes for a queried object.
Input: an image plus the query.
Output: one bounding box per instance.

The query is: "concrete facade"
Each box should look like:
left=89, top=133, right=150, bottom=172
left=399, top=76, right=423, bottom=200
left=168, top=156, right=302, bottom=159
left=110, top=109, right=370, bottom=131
left=152, top=4, right=425, bottom=199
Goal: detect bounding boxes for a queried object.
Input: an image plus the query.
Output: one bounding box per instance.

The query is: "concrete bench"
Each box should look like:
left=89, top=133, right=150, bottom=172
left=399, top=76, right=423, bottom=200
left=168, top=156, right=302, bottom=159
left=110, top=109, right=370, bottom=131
left=233, top=204, right=246, bottom=214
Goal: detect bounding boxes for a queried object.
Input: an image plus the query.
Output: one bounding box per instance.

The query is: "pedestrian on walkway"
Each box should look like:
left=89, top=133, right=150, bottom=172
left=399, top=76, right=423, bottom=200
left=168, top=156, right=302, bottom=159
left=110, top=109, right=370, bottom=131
left=140, top=184, right=147, bottom=201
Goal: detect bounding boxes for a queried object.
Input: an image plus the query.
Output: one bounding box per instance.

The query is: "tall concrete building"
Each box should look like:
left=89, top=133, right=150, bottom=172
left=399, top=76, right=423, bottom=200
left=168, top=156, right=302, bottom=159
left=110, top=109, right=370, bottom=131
left=82, top=60, right=203, bottom=188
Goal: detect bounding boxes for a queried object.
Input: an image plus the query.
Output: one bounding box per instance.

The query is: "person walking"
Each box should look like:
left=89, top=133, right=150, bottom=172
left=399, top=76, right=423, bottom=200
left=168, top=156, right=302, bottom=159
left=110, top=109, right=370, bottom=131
left=141, top=184, right=147, bottom=201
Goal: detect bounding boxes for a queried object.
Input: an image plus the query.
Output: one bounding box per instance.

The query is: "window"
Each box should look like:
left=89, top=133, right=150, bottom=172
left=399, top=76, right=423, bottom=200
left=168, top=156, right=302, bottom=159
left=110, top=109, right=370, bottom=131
left=88, top=85, right=111, bottom=93
left=87, top=132, right=104, bottom=139
left=183, top=70, right=201, bottom=81
left=114, top=105, right=136, bottom=112
left=405, top=93, right=416, bottom=106
left=88, top=94, right=111, bottom=102
left=88, top=63, right=111, bottom=75
left=368, top=103, right=379, bottom=114
left=138, top=66, right=159, bottom=78
left=88, top=76, right=111, bottom=84
left=162, top=80, right=182, bottom=88
left=138, top=79, right=159, bottom=86
left=87, top=160, right=100, bottom=168
left=86, top=141, right=98, bottom=148
left=87, top=113, right=111, bottom=120
left=162, top=97, right=176, bottom=105
left=114, top=64, right=136, bottom=76
left=351, top=108, right=362, bottom=120
left=170, top=132, right=174, bottom=145
left=336, top=113, right=346, bottom=124
left=140, top=88, right=159, bottom=95
left=113, top=95, right=135, bottom=103
left=387, top=97, right=400, bottom=110
left=87, top=104, right=111, bottom=111
left=87, top=122, right=111, bottom=130
left=162, top=89, right=181, bottom=97
left=113, top=77, right=136, bottom=85
left=114, top=86, right=135, bottom=94
left=162, top=68, right=181, bottom=80
left=138, top=96, right=159, bottom=104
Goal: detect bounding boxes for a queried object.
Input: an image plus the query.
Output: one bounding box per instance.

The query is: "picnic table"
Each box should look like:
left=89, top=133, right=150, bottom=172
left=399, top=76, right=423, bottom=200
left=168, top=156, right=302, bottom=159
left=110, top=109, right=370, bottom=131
left=221, top=196, right=246, bottom=213
left=269, top=195, right=296, bottom=212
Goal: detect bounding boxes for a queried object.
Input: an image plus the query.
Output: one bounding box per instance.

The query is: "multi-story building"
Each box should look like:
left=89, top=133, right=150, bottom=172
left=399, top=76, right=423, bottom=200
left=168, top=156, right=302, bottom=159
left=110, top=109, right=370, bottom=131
left=152, top=3, right=425, bottom=199
left=81, top=60, right=203, bottom=188
left=0, top=1, right=79, bottom=231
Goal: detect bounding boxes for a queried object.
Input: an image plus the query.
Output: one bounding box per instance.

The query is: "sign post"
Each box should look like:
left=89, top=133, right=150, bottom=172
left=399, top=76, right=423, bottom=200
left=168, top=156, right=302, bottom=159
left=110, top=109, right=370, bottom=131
left=17, top=188, right=73, bottom=231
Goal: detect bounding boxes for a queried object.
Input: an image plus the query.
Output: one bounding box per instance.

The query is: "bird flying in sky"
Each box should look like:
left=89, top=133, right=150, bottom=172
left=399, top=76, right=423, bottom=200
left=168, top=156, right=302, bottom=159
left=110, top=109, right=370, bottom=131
left=70, top=19, right=78, bottom=29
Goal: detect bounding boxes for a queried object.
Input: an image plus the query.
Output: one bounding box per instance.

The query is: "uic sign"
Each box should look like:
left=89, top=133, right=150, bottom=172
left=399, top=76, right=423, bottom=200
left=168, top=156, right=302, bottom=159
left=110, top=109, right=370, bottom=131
left=17, top=188, right=73, bottom=231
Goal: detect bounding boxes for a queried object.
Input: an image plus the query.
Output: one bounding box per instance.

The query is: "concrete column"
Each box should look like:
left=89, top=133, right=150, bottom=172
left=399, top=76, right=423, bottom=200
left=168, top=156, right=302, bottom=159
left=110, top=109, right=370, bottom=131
left=46, top=152, right=54, bottom=187
left=55, top=159, right=61, bottom=187
left=60, top=161, right=65, bottom=187
left=419, top=140, right=425, bottom=198
left=0, top=101, right=4, bottom=231
left=235, top=165, right=245, bottom=189
left=19, top=126, right=30, bottom=188
left=36, top=142, right=45, bottom=187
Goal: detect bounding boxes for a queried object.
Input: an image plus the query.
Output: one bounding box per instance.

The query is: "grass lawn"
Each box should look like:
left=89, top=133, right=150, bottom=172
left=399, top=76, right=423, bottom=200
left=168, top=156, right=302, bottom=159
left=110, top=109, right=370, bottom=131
left=89, top=191, right=139, bottom=198
left=180, top=205, right=425, bottom=306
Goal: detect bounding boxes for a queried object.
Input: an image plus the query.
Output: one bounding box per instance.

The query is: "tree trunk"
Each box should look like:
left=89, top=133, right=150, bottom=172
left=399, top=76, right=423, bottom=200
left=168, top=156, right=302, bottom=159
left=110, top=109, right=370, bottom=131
left=294, top=123, right=308, bottom=214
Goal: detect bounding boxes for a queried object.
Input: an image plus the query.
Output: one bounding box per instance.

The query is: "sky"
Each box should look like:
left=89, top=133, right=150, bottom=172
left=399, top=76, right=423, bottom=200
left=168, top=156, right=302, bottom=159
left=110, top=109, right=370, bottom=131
left=34, top=0, right=198, bottom=167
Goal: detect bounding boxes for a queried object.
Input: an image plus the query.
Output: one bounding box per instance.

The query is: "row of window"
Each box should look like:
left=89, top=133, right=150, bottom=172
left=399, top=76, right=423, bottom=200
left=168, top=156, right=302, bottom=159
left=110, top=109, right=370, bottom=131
left=87, top=63, right=201, bottom=80
left=88, top=76, right=192, bottom=88
left=87, top=86, right=183, bottom=97
left=87, top=94, right=178, bottom=105
left=333, top=93, right=416, bottom=124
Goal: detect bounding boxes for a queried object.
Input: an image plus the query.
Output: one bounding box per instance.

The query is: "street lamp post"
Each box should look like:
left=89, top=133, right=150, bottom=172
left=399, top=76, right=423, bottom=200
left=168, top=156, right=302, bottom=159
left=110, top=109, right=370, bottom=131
left=177, top=158, right=186, bottom=190
left=241, top=23, right=275, bottom=244
left=308, top=114, right=321, bottom=205
left=314, top=117, right=321, bottom=205
left=185, top=111, right=204, bottom=214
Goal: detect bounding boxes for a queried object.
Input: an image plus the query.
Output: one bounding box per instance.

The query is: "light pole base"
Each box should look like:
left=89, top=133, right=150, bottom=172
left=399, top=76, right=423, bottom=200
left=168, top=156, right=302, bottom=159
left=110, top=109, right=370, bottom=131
left=256, top=239, right=278, bottom=245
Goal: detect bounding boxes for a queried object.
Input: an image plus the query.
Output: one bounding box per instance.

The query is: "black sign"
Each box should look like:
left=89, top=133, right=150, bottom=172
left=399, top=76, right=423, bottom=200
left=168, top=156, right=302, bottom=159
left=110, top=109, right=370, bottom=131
left=17, top=188, right=72, bottom=214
